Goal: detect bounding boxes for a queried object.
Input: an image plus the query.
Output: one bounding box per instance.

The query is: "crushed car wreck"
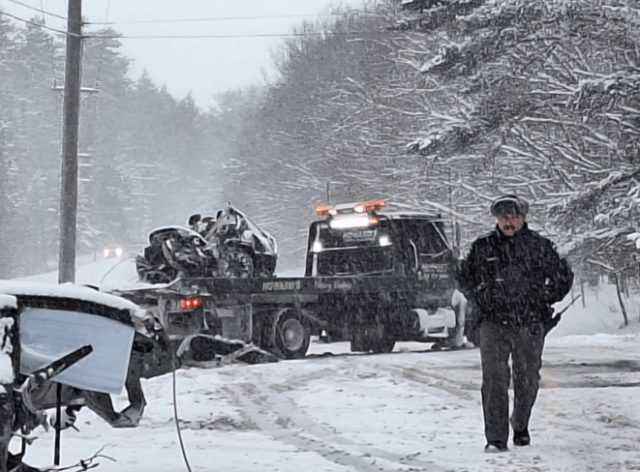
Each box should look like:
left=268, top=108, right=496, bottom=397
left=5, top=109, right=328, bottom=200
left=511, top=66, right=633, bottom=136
left=0, top=281, right=149, bottom=471
left=135, top=204, right=278, bottom=284
left=0, top=278, right=279, bottom=472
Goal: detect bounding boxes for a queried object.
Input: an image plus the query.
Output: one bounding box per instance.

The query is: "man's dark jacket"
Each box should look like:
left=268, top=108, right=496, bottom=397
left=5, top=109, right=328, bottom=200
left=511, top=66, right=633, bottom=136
left=457, top=223, right=573, bottom=326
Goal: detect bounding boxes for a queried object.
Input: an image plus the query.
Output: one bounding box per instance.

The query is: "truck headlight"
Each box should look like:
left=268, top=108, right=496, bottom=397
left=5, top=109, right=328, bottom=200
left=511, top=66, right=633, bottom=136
left=379, top=235, right=392, bottom=247
left=312, top=241, right=323, bottom=253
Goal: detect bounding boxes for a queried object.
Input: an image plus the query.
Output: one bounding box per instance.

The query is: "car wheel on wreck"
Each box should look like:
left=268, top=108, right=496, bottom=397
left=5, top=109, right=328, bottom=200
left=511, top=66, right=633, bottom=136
left=135, top=254, right=177, bottom=284
left=254, top=254, right=277, bottom=278
left=218, top=246, right=254, bottom=278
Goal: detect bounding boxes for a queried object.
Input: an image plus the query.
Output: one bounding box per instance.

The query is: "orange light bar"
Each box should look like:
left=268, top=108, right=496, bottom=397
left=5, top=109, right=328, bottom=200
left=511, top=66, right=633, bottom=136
left=179, top=297, right=202, bottom=309
left=317, top=200, right=386, bottom=216
left=355, top=199, right=386, bottom=213
left=315, top=204, right=336, bottom=216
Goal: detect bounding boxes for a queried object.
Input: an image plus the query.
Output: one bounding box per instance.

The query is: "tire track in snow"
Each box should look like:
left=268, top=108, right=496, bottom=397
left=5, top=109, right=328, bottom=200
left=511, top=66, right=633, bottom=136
left=372, top=363, right=479, bottom=402
left=220, top=378, right=447, bottom=472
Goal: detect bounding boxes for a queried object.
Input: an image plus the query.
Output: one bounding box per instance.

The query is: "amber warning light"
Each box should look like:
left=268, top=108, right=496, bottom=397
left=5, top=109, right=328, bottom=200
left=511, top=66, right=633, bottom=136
left=179, top=297, right=202, bottom=309
left=315, top=204, right=337, bottom=216
left=316, top=200, right=386, bottom=216
left=354, top=199, right=386, bottom=213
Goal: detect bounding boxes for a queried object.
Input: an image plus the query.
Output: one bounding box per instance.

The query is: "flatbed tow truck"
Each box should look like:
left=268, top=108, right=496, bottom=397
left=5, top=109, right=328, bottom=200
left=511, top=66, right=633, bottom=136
left=112, top=200, right=466, bottom=361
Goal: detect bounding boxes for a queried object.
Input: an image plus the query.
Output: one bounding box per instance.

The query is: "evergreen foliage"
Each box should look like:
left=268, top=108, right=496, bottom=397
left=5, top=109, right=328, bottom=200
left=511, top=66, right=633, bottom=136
left=0, top=14, right=222, bottom=277
left=218, top=0, right=640, bottom=276
left=4, top=1, right=640, bottom=279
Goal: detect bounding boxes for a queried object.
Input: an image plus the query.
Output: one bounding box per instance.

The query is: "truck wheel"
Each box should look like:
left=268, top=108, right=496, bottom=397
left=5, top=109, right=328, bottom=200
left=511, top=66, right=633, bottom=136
left=463, top=302, right=480, bottom=348
left=447, top=303, right=465, bottom=347
left=351, top=324, right=395, bottom=354
left=370, top=336, right=395, bottom=354
left=465, top=323, right=480, bottom=348
left=274, top=310, right=310, bottom=359
left=218, top=247, right=254, bottom=278
left=370, top=319, right=396, bottom=354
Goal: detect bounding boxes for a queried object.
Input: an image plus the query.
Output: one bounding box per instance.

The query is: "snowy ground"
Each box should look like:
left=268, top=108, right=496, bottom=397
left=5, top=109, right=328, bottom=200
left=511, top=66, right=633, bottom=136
left=12, top=257, right=640, bottom=471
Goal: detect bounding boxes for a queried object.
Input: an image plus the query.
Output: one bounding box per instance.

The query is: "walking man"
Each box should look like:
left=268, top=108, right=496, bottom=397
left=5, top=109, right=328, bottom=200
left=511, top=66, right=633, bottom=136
left=457, top=195, right=573, bottom=452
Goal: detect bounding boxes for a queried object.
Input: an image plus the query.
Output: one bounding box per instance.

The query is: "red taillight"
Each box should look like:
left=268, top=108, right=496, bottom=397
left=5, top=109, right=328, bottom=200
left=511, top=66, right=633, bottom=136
left=179, top=297, right=201, bottom=309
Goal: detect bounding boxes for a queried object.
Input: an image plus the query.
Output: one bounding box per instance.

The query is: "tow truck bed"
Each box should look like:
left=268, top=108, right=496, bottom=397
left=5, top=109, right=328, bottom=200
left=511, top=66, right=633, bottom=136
left=110, top=271, right=458, bottom=360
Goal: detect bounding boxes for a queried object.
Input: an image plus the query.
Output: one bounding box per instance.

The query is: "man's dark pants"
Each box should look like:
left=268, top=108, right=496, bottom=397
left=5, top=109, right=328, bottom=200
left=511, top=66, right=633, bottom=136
left=479, top=320, right=545, bottom=445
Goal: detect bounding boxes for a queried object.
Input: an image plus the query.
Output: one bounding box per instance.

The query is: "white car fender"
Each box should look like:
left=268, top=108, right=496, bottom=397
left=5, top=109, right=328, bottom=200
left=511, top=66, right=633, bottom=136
left=412, top=307, right=457, bottom=337
left=241, top=229, right=254, bottom=245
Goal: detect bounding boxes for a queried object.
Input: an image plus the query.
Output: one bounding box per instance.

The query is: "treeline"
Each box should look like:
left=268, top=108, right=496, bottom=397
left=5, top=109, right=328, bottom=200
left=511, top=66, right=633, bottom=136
left=0, top=15, right=226, bottom=277
left=216, top=0, right=640, bottom=278
left=4, top=0, right=640, bottom=280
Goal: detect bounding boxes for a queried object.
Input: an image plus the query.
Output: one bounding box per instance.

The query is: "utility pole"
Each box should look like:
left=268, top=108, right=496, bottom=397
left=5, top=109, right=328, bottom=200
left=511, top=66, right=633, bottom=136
left=58, top=0, right=83, bottom=285
left=55, top=0, right=83, bottom=466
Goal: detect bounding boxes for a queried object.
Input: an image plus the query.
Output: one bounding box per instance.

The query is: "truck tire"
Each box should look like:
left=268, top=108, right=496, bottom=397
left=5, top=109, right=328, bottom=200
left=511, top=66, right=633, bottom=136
left=350, top=323, right=395, bottom=354
left=447, top=303, right=465, bottom=347
left=463, top=301, right=480, bottom=348
left=370, top=336, right=395, bottom=354
left=274, top=309, right=310, bottom=359
left=465, top=322, right=480, bottom=348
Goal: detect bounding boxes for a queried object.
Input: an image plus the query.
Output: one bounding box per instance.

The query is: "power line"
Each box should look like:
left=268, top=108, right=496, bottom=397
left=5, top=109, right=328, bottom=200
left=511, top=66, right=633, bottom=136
left=2, top=10, right=380, bottom=41
left=85, top=12, right=351, bottom=26
left=1, top=12, right=383, bottom=41
left=84, top=30, right=376, bottom=40
left=0, top=10, right=78, bottom=36
left=6, top=0, right=67, bottom=21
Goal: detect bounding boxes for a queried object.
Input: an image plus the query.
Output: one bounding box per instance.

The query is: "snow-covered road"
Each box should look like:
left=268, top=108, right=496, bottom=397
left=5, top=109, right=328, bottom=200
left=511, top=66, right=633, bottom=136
left=16, top=335, right=640, bottom=472
left=13, top=257, right=640, bottom=471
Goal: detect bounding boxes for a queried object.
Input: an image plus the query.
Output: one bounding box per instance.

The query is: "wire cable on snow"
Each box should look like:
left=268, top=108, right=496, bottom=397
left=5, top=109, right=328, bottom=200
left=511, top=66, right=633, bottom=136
left=99, top=256, right=134, bottom=285
left=158, top=325, right=194, bottom=472
left=172, top=355, right=193, bottom=472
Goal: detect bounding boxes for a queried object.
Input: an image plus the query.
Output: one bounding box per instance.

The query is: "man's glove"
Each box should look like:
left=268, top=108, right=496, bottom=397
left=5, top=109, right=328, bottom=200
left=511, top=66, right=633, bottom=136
left=543, top=313, right=562, bottom=335
left=542, top=295, right=581, bottom=335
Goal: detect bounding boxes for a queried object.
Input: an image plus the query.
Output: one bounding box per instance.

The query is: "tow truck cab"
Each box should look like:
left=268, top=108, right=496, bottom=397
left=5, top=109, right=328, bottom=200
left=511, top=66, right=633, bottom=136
left=303, top=200, right=462, bottom=349
left=305, top=200, right=457, bottom=282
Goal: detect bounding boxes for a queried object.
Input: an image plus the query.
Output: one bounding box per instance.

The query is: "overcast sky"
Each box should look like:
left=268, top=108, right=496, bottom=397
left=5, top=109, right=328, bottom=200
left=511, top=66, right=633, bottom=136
left=2, top=0, right=368, bottom=109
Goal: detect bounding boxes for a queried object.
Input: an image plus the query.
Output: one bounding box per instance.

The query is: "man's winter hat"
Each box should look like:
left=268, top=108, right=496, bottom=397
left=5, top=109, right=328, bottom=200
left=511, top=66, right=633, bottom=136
left=490, top=195, right=529, bottom=216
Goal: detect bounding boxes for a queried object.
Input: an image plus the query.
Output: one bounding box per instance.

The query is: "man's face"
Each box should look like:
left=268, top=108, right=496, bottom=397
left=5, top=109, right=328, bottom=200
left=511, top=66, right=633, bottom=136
left=497, top=214, right=526, bottom=236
